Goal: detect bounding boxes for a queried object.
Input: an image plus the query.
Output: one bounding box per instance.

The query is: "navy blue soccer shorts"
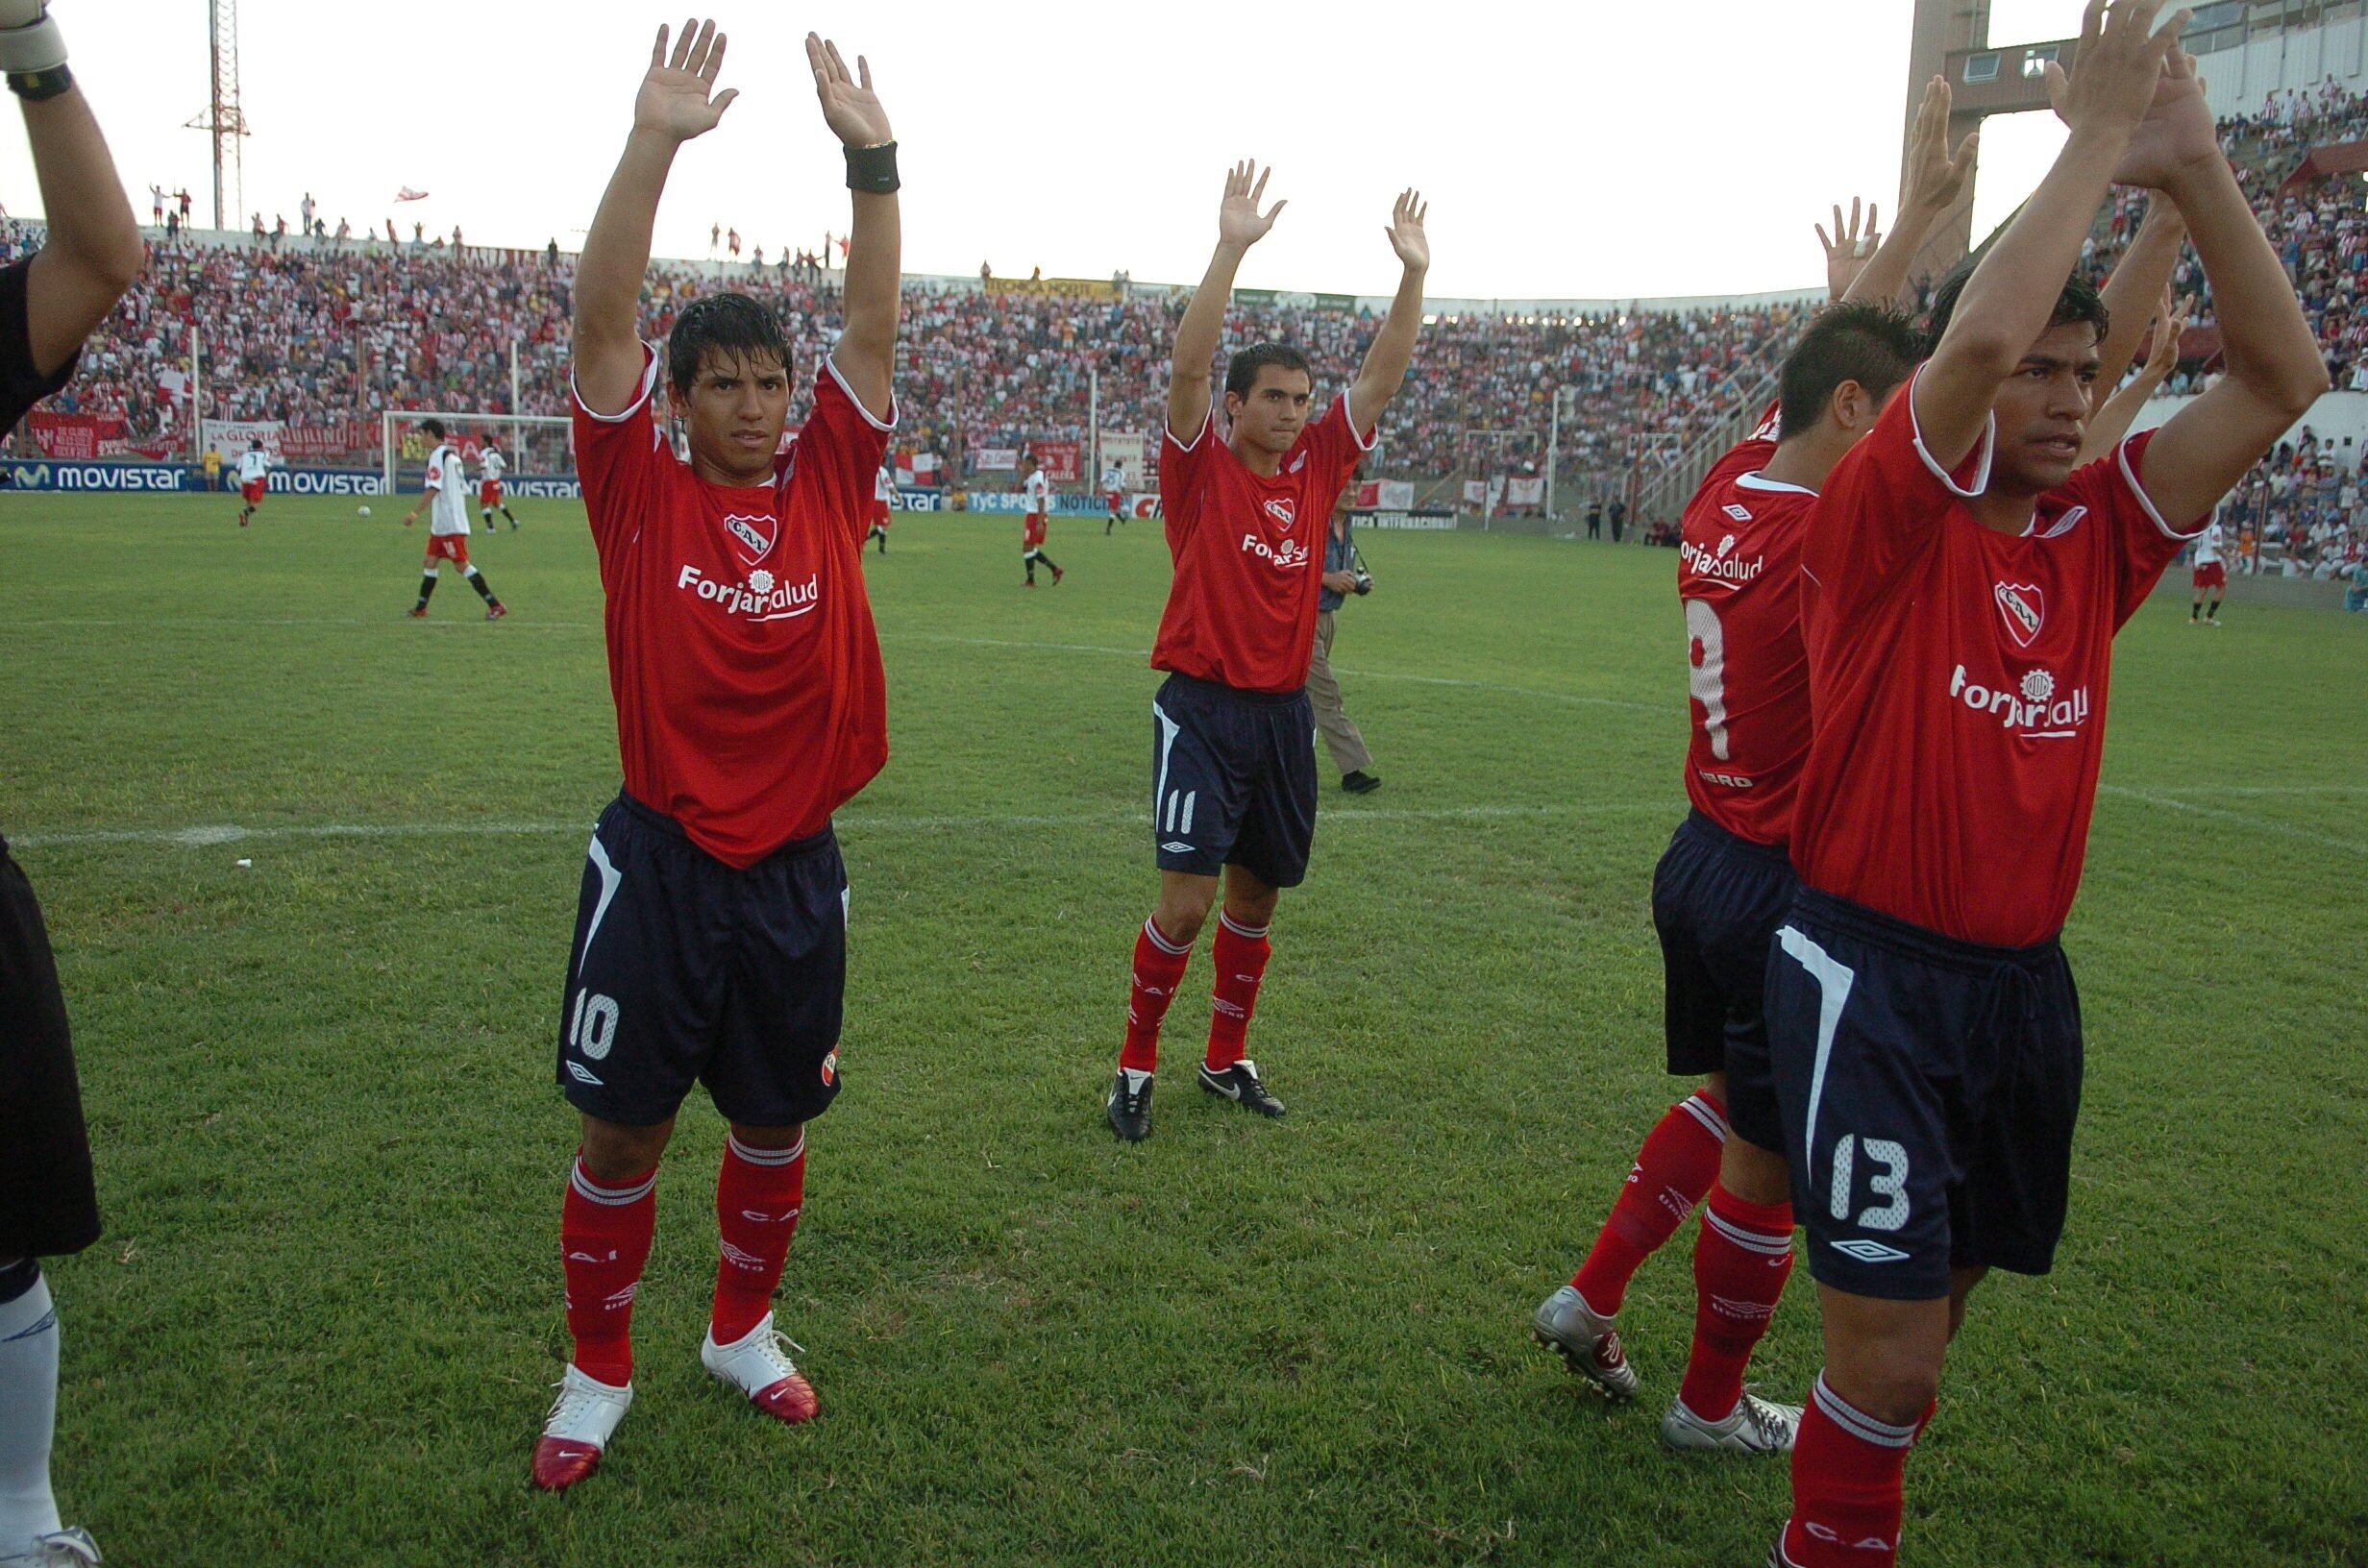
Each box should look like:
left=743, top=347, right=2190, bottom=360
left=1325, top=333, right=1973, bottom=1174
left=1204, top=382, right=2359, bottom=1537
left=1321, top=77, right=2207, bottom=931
left=1746, top=887, right=2083, bottom=1301
left=0, top=837, right=100, bottom=1259
left=1149, top=672, right=1318, bottom=889
left=556, top=793, right=849, bottom=1130
left=1650, top=810, right=1797, bottom=1087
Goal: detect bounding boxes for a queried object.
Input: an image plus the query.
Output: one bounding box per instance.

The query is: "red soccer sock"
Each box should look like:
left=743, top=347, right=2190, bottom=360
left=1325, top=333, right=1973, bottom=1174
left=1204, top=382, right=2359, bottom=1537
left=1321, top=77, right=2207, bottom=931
left=560, top=1152, right=657, bottom=1386
left=1778, top=1373, right=1919, bottom=1568
left=1120, top=916, right=1195, bottom=1073
left=1568, top=1090, right=1727, bottom=1315
left=1203, top=911, right=1271, bottom=1072
left=710, top=1129, right=807, bottom=1345
left=1677, top=1183, right=1795, bottom=1421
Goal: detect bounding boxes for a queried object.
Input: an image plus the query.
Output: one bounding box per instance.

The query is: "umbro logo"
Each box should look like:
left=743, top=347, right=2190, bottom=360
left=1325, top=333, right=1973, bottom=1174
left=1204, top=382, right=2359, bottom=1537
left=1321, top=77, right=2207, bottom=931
left=1720, top=505, right=1749, bottom=524
left=1160, top=840, right=1194, bottom=853
left=1829, top=1238, right=1912, bottom=1264
left=565, top=1062, right=604, bottom=1087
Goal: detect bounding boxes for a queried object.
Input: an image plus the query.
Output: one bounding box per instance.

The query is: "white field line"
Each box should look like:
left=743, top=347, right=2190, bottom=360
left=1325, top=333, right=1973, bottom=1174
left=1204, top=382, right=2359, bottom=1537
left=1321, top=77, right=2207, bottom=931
left=2092, top=784, right=2368, bottom=855
left=6, top=799, right=1683, bottom=852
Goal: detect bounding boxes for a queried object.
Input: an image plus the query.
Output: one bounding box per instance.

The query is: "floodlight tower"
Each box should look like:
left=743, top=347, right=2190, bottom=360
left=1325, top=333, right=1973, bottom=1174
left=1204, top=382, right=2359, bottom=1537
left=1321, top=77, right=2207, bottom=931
left=1904, top=0, right=2080, bottom=280
left=183, top=0, right=249, bottom=231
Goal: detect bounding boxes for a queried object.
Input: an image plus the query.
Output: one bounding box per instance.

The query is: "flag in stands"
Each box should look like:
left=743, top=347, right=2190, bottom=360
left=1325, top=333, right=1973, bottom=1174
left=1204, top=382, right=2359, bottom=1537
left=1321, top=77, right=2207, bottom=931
left=394, top=186, right=431, bottom=203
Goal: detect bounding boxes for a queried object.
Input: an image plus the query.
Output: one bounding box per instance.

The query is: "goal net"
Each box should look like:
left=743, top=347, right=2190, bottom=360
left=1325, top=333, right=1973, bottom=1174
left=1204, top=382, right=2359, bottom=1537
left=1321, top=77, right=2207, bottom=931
left=380, top=410, right=575, bottom=498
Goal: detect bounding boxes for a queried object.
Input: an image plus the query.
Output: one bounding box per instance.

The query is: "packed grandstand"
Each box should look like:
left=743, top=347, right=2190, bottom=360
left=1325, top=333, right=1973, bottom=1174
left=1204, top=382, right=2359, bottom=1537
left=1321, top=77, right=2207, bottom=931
left=9, top=80, right=2368, bottom=578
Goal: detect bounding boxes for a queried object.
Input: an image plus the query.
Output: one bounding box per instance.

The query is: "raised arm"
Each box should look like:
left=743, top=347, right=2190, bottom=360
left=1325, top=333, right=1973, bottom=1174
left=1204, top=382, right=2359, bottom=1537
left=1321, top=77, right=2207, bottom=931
left=2091, top=193, right=2187, bottom=389
left=1346, top=189, right=1429, bottom=434
left=1913, top=0, right=2178, bottom=470
left=2079, top=285, right=2187, bottom=462
left=574, top=19, right=738, bottom=415
left=808, top=33, right=897, bottom=419
left=2132, top=48, right=2330, bottom=523
left=1834, top=75, right=1978, bottom=308
left=10, top=0, right=144, bottom=378
left=1169, top=161, right=1284, bottom=442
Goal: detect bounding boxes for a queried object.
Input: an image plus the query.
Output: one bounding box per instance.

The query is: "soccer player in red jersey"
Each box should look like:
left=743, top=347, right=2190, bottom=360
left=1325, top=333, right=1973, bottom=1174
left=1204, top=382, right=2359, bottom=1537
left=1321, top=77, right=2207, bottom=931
left=1747, top=9, right=2329, bottom=1562
left=1537, top=79, right=1976, bottom=1451
left=1104, top=162, right=1427, bottom=1140
left=530, top=17, right=904, bottom=1491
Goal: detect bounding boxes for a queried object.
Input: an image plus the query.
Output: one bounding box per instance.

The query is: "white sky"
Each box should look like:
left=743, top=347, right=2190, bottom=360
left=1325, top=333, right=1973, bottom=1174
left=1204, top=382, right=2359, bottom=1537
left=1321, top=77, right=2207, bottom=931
left=0, top=0, right=2089, bottom=302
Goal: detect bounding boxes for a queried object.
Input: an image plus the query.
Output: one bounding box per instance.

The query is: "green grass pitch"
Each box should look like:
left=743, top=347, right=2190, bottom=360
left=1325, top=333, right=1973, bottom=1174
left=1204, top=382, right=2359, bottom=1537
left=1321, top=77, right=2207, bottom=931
left=2, top=495, right=2363, bottom=1566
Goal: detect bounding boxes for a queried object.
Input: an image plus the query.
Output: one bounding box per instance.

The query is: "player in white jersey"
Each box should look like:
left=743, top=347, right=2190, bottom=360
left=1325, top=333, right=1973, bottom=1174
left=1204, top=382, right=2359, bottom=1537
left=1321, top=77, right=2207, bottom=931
left=234, top=443, right=275, bottom=527
left=403, top=418, right=507, bottom=620
left=478, top=436, right=522, bottom=531
left=869, top=460, right=894, bottom=553
left=2190, top=516, right=2228, bottom=624
left=1102, top=458, right=1125, bottom=533
left=1022, top=457, right=1062, bottom=584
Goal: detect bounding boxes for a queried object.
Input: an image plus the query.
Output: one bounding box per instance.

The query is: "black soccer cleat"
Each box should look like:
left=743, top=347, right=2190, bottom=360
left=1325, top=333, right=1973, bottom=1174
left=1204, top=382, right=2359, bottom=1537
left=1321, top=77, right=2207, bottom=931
left=1197, top=1060, right=1285, bottom=1117
left=1106, top=1068, right=1154, bottom=1141
left=1341, top=771, right=1381, bottom=795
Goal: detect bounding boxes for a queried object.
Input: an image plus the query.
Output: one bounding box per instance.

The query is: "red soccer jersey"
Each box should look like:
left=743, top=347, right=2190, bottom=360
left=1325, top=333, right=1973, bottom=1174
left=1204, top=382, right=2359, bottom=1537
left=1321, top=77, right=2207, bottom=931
left=1679, top=427, right=1818, bottom=848
left=572, top=346, right=896, bottom=867
left=1152, top=395, right=1373, bottom=693
left=1789, top=369, right=2204, bottom=945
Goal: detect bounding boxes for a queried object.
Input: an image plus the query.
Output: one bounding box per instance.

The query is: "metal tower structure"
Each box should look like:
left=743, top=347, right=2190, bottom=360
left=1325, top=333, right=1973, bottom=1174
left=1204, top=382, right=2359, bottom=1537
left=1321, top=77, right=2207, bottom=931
left=183, top=0, right=248, bottom=231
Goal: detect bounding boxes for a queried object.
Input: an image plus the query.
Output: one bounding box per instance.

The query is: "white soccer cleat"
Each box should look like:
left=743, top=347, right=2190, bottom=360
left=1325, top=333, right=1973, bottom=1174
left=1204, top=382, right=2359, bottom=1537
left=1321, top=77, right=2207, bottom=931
left=1531, top=1284, right=1640, bottom=1401
left=1, top=1527, right=103, bottom=1566
left=1659, top=1391, right=1802, bottom=1454
left=530, top=1363, right=633, bottom=1491
left=701, top=1312, right=820, bottom=1425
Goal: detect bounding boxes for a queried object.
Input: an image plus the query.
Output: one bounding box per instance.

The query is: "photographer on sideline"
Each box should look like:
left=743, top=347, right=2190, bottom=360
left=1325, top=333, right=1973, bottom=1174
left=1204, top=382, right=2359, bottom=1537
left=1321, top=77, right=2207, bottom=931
left=1309, top=485, right=1379, bottom=794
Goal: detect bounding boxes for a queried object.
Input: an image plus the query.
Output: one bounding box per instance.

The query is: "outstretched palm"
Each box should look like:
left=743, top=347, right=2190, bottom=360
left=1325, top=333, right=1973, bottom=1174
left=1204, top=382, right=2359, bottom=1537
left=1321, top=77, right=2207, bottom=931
left=2113, top=48, right=2218, bottom=189
left=1386, top=188, right=1430, bottom=273
left=1902, top=75, right=1979, bottom=214
left=1219, top=161, right=1286, bottom=250
left=809, top=34, right=893, bottom=147
left=1816, top=197, right=1879, bottom=301
left=635, top=18, right=737, bottom=143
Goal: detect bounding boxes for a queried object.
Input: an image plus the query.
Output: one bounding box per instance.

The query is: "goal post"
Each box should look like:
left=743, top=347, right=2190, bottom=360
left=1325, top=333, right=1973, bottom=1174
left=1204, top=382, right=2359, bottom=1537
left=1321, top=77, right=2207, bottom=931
left=380, top=409, right=574, bottom=497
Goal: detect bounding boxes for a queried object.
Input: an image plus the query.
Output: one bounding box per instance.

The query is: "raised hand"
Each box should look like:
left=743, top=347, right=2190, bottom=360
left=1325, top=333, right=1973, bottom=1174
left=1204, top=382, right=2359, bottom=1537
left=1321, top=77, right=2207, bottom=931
left=808, top=34, right=893, bottom=147
left=2044, top=0, right=2190, bottom=146
left=1385, top=188, right=1430, bottom=274
left=635, top=17, right=738, bottom=143
left=2111, top=45, right=2218, bottom=187
left=1219, top=161, right=1286, bottom=252
left=1816, top=197, right=1879, bottom=301
left=1902, top=74, right=1980, bottom=215
left=2145, top=288, right=2193, bottom=376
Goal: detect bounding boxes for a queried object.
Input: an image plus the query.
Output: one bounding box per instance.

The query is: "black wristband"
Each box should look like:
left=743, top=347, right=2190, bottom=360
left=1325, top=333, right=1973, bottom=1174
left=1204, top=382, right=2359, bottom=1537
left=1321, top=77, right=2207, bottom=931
left=7, top=63, right=72, bottom=102
left=845, top=141, right=899, bottom=195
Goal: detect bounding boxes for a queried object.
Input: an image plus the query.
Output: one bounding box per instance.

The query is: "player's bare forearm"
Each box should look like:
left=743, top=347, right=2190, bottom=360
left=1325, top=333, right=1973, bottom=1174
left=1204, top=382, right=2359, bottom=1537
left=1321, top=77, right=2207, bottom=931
left=2140, top=159, right=2329, bottom=522
left=2093, top=197, right=2185, bottom=389
left=19, top=85, right=143, bottom=378
left=1348, top=261, right=1426, bottom=431
left=574, top=130, right=677, bottom=409
left=1842, top=197, right=1942, bottom=310
left=834, top=187, right=899, bottom=418
left=1168, top=240, right=1246, bottom=441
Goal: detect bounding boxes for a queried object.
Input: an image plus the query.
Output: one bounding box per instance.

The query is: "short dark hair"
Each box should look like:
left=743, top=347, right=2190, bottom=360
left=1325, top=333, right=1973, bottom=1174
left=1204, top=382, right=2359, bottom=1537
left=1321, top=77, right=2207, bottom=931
left=1777, top=303, right=1926, bottom=440
left=420, top=418, right=446, bottom=440
left=1925, top=260, right=2109, bottom=355
left=667, top=292, right=791, bottom=396
left=1224, top=342, right=1313, bottom=401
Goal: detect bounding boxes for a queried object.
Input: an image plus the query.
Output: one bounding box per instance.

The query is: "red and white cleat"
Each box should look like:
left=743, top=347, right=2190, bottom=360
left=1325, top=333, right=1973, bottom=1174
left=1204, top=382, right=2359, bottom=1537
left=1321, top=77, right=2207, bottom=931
left=701, top=1312, right=820, bottom=1425
left=486, top=601, right=507, bottom=621
left=530, top=1364, right=632, bottom=1491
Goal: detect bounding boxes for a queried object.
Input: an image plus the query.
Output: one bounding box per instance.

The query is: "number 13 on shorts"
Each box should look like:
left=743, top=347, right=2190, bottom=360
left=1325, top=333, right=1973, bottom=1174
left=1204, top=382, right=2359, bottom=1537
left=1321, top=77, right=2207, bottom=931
left=1777, top=925, right=1921, bottom=1267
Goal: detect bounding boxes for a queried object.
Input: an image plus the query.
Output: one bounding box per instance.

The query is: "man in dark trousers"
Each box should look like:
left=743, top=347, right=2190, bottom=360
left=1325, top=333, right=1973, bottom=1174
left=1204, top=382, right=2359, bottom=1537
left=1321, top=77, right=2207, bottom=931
left=1308, top=487, right=1379, bottom=794
left=0, top=5, right=147, bottom=1562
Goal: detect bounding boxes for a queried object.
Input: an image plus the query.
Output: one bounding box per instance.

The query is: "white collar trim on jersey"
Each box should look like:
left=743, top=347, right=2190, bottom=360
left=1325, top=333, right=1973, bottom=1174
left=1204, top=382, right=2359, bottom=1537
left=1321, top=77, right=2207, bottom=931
left=1905, top=363, right=1995, bottom=500
left=1736, top=471, right=1816, bottom=496
left=824, top=354, right=899, bottom=432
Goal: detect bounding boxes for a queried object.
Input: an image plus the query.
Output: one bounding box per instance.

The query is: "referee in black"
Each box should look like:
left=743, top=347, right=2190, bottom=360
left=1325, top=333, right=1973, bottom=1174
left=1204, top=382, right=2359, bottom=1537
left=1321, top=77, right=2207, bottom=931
left=0, top=5, right=146, bottom=1562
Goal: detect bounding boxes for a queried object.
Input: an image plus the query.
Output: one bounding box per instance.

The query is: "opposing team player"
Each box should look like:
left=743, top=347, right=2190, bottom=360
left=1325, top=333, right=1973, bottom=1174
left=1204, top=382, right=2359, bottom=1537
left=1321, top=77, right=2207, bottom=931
left=1021, top=455, right=1062, bottom=584
left=1103, top=456, right=1126, bottom=533
left=479, top=434, right=522, bottom=531
left=403, top=419, right=506, bottom=620
left=1747, top=12, right=2326, bottom=1563
left=0, top=4, right=147, bottom=1561
left=1104, top=163, right=1426, bottom=1140
left=1536, top=76, right=1975, bottom=1453
left=234, top=440, right=271, bottom=526
left=531, top=18, right=904, bottom=1490
left=868, top=459, right=893, bottom=552
left=2190, top=509, right=2227, bottom=623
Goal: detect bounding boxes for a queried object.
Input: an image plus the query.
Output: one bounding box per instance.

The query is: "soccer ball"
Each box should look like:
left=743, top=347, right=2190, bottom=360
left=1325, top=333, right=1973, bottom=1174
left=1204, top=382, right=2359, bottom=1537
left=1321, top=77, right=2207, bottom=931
left=358, top=504, right=373, bottom=517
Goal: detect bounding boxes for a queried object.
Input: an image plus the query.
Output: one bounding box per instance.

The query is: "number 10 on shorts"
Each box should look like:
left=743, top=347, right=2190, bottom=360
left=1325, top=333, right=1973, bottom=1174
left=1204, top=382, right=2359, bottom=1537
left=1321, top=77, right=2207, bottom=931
left=570, top=990, right=620, bottom=1061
